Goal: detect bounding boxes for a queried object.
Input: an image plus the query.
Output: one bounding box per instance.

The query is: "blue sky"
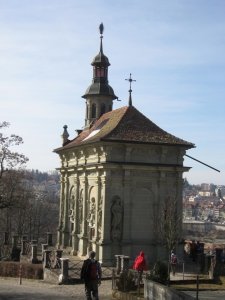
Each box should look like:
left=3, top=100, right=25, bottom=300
left=0, top=0, right=224, bottom=185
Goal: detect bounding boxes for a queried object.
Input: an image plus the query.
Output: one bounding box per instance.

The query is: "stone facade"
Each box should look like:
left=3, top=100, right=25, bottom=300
left=56, top=142, right=190, bottom=261
left=55, top=24, right=194, bottom=262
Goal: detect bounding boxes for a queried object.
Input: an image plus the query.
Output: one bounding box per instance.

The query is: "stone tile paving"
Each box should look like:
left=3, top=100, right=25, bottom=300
left=0, top=277, right=115, bottom=300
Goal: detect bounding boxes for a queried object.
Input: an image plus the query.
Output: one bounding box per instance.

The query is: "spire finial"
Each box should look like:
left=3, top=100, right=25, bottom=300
left=99, top=23, right=104, bottom=35
left=61, top=125, right=69, bottom=146
left=125, top=73, right=136, bottom=107
left=99, top=23, right=104, bottom=53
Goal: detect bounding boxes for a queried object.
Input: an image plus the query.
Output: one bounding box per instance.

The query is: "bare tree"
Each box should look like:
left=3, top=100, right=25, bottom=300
left=0, top=122, right=29, bottom=209
left=154, top=196, right=183, bottom=282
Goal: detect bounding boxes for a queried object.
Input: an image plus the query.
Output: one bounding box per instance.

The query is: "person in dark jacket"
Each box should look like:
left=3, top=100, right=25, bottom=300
left=81, top=251, right=102, bottom=300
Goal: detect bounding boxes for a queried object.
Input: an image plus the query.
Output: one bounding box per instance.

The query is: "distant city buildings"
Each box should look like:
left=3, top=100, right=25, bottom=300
left=33, top=180, right=60, bottom=201
left=183, top=182, right=225, bottom=222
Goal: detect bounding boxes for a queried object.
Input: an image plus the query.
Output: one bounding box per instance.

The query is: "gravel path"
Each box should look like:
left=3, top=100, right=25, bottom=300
left=0, top=277, right=115, bottom=300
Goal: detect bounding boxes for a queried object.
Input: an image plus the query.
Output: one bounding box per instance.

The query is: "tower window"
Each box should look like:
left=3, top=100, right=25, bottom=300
left=109, top=105, right=112, bottom=111
left=100, top=103, right=105, bottom=116
left=95, top=67, right=105, bottom=77
left=92, top=103, right=96, bottom=118
left=100, top=68, right=104, bottom=77
left=96, top=68, right=100, bottom=77
left=86, top=105, right=89, bottom=119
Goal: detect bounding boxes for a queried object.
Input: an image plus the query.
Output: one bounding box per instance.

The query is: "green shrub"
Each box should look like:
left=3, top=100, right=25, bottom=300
left=147, top=259, right=168, bottom=285
left=116, top=270, right=136, bottom=292
left=0, top=262, right=43, bottom=279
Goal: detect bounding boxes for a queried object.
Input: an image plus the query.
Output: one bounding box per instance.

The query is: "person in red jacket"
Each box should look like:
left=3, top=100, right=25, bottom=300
left=133, top=251, right=148, bottom=282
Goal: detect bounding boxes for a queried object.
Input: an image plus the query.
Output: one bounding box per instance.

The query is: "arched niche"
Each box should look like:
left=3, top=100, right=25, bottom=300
left=131, top=187, right=155, bottom=240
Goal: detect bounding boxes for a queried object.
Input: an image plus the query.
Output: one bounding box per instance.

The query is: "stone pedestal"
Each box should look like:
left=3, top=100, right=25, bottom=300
left=197, top=253, right=205, bottom=273
left=204, top=255, right=214, bottom=274
left=42, top=244, right=48, bottom=261
left=46, top=232, right=53, bottom=246
left=21, top=238, right=27, bottom=255
left=12, top=236, right=18, bottom=249
left=43, top=250, right=52, bottom=268
left=124, top=256, right=130, bottom=271
left=115, top=255, right=122, bottom=274
left=31, top=240, right=38, bottom=263
left=215, top=248, right=223, bottom=262
left=59, top=258, right=69, bottom=284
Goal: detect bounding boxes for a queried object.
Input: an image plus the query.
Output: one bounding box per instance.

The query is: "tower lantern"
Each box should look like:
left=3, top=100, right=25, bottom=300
left=82, top=23, right=118, bottom=131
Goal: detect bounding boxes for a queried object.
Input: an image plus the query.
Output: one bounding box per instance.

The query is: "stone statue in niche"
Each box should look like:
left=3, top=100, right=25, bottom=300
left=87, top=197, right=96, bottom=226
left=78, top=197, right=83, bottom=233
left=69, top=195, right=75, bottom=223
left=98, top=196, right=103, bottom=238
left=111, top=195, right=123, bottom=242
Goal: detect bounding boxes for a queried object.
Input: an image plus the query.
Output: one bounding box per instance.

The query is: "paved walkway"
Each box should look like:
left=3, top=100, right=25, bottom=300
left=0, top=277, right=114, bottom=300
left=182, top=290, right=225, bottom=299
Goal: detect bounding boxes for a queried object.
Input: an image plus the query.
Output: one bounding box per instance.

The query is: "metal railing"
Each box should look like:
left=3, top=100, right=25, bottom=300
left=24, top=242, right=32, bottom=258
left=68, top=260, right=83, bottom=278
left=46, top=251, right=61, bottom=269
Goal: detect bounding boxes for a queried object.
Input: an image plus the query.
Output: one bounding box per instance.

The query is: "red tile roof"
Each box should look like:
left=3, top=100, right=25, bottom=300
left=54, top=106, right=195, bottom=152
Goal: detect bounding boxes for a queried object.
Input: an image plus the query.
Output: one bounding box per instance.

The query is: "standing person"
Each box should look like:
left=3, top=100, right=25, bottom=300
left=190, top=240, right=196, bottom=262
left=133, top=251, right=148, bottom=282
left=80, top=251, right=102, bottom=300
left=171, top=253, right=179, bottom=276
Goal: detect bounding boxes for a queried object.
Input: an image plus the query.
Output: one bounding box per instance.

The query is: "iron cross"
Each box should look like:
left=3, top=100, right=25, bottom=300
left=125, top=73, right=136, bottom=91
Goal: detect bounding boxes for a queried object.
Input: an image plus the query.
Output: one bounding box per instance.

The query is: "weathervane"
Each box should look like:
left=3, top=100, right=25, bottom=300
left=99, top=23, right=104, bottom=53
left=125, top=73, right=136, bottom=107
left=99, top=23, right=104, bottom=35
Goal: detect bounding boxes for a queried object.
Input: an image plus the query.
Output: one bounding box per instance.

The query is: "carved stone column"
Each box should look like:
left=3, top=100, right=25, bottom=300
left=93, top=176, right=100, bottom=258
left=121, top=171, right=131, bottom=244
left=62, top=174, right=69, bottom=247
left=46, top=232, right=53, bottom=246
left=57, top=174, right=65, bottom=247
left=78, top=174, right=88, bottom=255
left=71, top=176, right=79, bottom=255
left=99, top=175, right=112, bottom=245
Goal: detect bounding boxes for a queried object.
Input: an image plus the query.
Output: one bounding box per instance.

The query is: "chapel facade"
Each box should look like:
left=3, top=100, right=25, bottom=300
left=54, top=24, right=195, bottom=261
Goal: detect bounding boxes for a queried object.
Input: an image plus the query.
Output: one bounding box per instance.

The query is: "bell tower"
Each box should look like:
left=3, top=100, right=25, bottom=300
left=82, top=23, right=118, bottom=131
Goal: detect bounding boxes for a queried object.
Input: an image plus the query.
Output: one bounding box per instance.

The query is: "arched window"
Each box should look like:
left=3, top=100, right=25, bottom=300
left=100, top=103, right=105, bottom=116
left=95, top=67, right=105, bottom=77
left=100, top=68, right=104, bottom=77
left=96, top=67, right=100, bottom=77
left=86, top=105, right=89, bottom=119
left=92, top=103, right=96, bottom=118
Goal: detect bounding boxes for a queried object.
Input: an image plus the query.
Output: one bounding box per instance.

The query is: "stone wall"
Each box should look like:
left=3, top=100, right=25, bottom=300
left=144, top=280, right=195, bottom=300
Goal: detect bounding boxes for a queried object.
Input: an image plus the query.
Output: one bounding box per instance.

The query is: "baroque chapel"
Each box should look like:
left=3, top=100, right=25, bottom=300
left=54, top=24, right=195, bottom=261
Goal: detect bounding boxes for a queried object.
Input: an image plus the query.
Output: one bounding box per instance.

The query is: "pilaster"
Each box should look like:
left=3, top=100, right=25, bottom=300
left=62, top=174, right=70, bottom=247
left=122, top=170, right=131, bottom=244
left=99, top=173, right=112, bottom=244
left=71, top=175, right=79, bottom=255
left=57, top=173, right=64, bottom=246
left=79, top=173, right=88, bottom=255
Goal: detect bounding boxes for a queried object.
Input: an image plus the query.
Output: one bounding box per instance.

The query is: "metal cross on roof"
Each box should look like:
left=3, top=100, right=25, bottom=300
left=125, top=73, right=136, bottom=107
